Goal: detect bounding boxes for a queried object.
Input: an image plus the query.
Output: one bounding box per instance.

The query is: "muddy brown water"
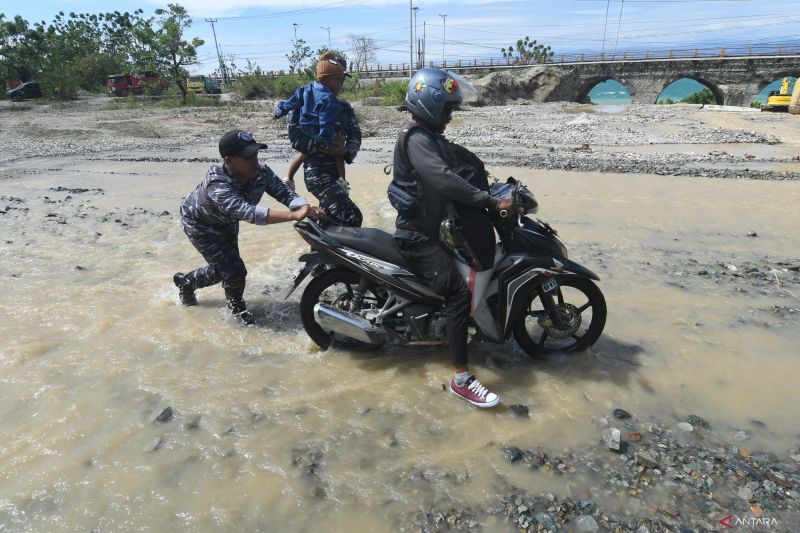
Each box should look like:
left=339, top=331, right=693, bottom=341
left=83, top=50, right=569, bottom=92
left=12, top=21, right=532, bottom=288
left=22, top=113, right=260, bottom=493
left=1, top=147, right=799, bottom=530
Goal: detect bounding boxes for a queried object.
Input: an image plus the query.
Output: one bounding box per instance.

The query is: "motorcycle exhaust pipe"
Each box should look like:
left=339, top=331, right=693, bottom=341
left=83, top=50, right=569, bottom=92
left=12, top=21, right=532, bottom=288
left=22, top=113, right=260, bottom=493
left=314, top=303, right=387, bottom=345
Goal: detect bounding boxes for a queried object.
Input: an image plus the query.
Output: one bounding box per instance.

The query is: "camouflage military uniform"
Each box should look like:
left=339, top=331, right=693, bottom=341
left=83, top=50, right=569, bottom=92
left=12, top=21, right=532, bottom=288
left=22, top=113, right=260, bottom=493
left=179, top=163, right=308, bottom=293
left=287, top=101, right=363, bottom=227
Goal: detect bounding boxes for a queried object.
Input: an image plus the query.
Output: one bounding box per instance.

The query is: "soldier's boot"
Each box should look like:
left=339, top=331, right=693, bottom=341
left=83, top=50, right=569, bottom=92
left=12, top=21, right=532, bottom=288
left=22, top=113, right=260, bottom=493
left=224, top=287, right=255, bottom=326
left=173, top=272, right=198, bottom=306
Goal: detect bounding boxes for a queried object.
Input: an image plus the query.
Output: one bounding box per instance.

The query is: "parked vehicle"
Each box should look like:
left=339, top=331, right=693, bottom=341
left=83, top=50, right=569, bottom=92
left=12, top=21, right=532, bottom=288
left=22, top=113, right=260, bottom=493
left=6, top=81, right=42, bottom=100
left=106, top=72, right=169, bottom=97
left=204, top=77, right=222, bottom=94
left=106, top=74, right=138, bottom=97
left=186, top=75, right=222, bottom=95
left=763, top=77, right=794, bottom=111
left=288, top=177, right=607, bottom=357
left=140, top=71, right=169, bottom=95
left=186, top=75, right=205, bottom=94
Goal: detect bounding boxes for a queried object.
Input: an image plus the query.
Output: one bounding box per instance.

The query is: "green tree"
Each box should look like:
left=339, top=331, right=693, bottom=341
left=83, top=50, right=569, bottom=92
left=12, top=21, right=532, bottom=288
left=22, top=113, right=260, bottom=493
left=286, top=37, right=311, bottom=73
left=681, top=88, right=716, bottom=105
left=0, top=14, right=47, bottom=86
left=501, top=36, right=554, bottom=65
left=151, top=3, right=203, bottom=103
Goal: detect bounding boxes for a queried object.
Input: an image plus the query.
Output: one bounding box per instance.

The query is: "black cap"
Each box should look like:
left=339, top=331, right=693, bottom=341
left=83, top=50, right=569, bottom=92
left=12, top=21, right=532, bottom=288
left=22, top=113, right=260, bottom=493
left=218, top=130, right=268, bottom=158
left=337, top=57, right=352, bottom=78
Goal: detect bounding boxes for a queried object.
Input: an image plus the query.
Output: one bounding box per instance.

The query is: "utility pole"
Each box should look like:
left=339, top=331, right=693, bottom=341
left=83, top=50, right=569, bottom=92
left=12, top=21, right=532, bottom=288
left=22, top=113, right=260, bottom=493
left=438, top=14, right=447, bottom=67
left=423, top=21, right=427, bottom=67
left=409, top=0, right=414, bottom=77
left=205, top=18, right=228, bottom=84
left=320, top=26, right=331, bottom=49
left=413, top=7, right=421, bottom=69
left=600, top=0, right=610, bottom=59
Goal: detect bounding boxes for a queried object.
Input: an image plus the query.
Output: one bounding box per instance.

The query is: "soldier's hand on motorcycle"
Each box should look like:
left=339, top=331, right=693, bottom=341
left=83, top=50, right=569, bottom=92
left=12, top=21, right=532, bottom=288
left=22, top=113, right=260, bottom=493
left=290, top=205, right=312, bottom=221
left=309, top=206, right=326, bottom=221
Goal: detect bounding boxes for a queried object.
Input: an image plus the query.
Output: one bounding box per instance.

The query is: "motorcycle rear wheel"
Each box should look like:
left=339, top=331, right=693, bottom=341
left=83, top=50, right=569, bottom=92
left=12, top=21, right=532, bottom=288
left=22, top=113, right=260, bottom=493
left=512, top=276, right=606, bottom=357
left=300, top=269, right=385, bottom=351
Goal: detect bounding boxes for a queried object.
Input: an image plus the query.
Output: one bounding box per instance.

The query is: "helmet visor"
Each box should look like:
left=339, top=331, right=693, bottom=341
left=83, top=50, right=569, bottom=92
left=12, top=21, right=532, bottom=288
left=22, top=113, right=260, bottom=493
left=444, top=71, right=478, bottom=103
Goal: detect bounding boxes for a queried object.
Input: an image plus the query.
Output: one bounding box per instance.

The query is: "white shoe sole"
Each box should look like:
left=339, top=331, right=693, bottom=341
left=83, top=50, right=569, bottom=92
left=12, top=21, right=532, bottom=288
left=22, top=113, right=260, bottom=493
left=449, top=384, right=501, bottom=408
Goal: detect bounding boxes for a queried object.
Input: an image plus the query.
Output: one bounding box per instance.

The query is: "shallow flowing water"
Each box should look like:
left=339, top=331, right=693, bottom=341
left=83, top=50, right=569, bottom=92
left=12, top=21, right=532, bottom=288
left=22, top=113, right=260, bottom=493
left=1, top=150, right=799, bottom=530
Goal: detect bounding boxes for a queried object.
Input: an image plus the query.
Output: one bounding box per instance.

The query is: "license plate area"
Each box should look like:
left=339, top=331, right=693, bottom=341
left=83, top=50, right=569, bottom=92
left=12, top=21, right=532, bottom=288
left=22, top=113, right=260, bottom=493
left=541, top=278, right=558, bottom=293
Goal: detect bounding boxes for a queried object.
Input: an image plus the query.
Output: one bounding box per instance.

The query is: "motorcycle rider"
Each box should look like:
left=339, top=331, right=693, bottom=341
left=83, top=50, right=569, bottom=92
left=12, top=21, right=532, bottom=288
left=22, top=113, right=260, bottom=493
left=391, top=68, right=515, bottom=408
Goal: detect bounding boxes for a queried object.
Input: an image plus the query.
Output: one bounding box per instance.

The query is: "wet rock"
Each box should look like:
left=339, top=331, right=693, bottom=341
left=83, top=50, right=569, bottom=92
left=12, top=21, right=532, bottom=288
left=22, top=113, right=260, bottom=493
left=503, top=446, right=523, bottom=463
left=143, top=437, right=163, bottom=452
left=687, top=415, right=709, bottom=428
left=509, top=404, right=530, bottom=417
left=738, top=487, right=754, bottom=501
left=574, top=514, right=599, bottom=532
left=626, top=432, right=642, bottom=442
left=184, top=416, right=201, bottom=430
left=535, top=513, right=556, bottom=530
left=734, top=430, right=750, bottom=442
left=648, top=424, right=663, bottom=436
left=636, top=450, right=659, bottom=469
left=603, top=428, right=621, bottom=451
left=292, top=447, right=324, bottom=477
left=676, top=422, right=694, bottom=432
left=154, top=407, right=174, bottom=423
left=613, top=408, right=632, bottom=419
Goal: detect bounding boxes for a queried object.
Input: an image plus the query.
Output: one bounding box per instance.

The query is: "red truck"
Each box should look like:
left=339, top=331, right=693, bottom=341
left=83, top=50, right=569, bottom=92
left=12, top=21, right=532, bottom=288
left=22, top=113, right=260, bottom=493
left=106, top=72, right=169, bottom=97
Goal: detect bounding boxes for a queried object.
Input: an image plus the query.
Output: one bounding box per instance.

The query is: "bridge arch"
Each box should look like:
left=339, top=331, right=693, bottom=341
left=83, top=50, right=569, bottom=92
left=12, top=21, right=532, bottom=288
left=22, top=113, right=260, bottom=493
left=656, top=76, right=723, bottom=105
left=577, top=77, right=635, bottom=104
left=756, top=71, right=799, bottom=92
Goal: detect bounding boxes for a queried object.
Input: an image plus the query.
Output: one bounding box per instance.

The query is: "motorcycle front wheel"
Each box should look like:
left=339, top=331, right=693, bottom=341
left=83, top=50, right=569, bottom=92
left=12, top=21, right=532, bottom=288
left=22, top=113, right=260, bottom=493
left=512, top=276, right=606, bottom=357
left=300, top=269, right=385, bottom=351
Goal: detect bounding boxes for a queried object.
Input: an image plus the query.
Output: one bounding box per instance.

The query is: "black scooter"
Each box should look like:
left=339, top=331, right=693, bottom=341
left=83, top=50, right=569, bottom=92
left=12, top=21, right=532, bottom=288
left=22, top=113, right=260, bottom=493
left=287, top=178, right=606, bottom=357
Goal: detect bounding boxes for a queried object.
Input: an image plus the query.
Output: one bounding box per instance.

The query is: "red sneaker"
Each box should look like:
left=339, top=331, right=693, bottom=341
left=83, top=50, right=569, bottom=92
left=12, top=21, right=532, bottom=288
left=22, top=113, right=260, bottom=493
left=449, top=375, right=501, bottom=408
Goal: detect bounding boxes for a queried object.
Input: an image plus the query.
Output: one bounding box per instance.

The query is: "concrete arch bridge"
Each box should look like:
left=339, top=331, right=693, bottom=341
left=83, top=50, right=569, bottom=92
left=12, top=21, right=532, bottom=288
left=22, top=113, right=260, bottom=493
left=472, top=55, right=800, bottom=107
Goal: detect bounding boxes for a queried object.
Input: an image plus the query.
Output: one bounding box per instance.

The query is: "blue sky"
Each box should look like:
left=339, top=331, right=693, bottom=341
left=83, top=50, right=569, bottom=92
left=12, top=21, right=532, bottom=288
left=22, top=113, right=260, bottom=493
left=2, top=0, right=799, bottom=74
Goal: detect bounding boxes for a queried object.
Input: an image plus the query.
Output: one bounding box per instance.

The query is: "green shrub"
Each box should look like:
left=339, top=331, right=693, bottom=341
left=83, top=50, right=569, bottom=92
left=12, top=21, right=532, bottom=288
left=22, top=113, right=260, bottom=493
left=681, top=88, right=716, bottom=105
left=340, top=78, right=407, bottom=106
left=272, top=75, right=304, bottom=98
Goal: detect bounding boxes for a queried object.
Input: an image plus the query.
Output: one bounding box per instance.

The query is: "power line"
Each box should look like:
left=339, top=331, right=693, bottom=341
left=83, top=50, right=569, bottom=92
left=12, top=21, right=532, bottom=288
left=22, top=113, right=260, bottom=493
left=613, top=0, right=624, bottom=54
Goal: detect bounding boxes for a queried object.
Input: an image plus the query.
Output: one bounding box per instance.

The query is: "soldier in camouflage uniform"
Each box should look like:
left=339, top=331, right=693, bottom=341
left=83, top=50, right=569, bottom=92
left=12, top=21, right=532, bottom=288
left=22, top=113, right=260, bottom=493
left=174, top=130, right=321, bottom=325
left=286, top=57, right=363, bottom=227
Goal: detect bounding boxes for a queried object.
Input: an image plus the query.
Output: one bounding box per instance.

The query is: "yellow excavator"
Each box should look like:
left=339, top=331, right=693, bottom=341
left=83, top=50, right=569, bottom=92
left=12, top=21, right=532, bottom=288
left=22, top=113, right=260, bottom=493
left=790, top=79, right=800, bottom=115
left=763, top=77, right=794, bottom=111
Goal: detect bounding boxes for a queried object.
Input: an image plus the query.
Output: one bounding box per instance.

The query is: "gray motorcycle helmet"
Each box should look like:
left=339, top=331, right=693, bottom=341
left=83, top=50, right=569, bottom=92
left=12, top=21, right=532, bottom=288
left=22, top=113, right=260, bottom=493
left=404, top=68, right=477, bottom=127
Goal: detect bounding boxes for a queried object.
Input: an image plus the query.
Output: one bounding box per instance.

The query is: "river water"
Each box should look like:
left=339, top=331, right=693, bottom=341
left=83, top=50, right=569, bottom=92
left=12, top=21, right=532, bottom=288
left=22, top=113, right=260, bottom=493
left=1, top=149, right=799, bottom=530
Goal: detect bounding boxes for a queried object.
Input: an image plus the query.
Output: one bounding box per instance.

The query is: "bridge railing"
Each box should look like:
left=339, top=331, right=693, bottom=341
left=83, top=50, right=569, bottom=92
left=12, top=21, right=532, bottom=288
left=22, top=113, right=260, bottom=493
left=223, top=45, right=800, bottom=80
left=349, top=45, right=800, bottom=79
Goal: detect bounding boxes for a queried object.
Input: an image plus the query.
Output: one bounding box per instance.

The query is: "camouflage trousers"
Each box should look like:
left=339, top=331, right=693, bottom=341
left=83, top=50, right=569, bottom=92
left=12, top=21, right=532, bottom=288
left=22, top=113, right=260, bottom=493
left=180, top=219, right=247, bottom=291
left=304, top=159, right=362, bottom=228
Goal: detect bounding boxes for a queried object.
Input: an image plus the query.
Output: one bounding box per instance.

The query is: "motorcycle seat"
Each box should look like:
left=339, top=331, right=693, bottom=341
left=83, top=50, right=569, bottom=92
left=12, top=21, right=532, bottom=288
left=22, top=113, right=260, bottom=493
left=324, top=226, right=413, bottom=269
